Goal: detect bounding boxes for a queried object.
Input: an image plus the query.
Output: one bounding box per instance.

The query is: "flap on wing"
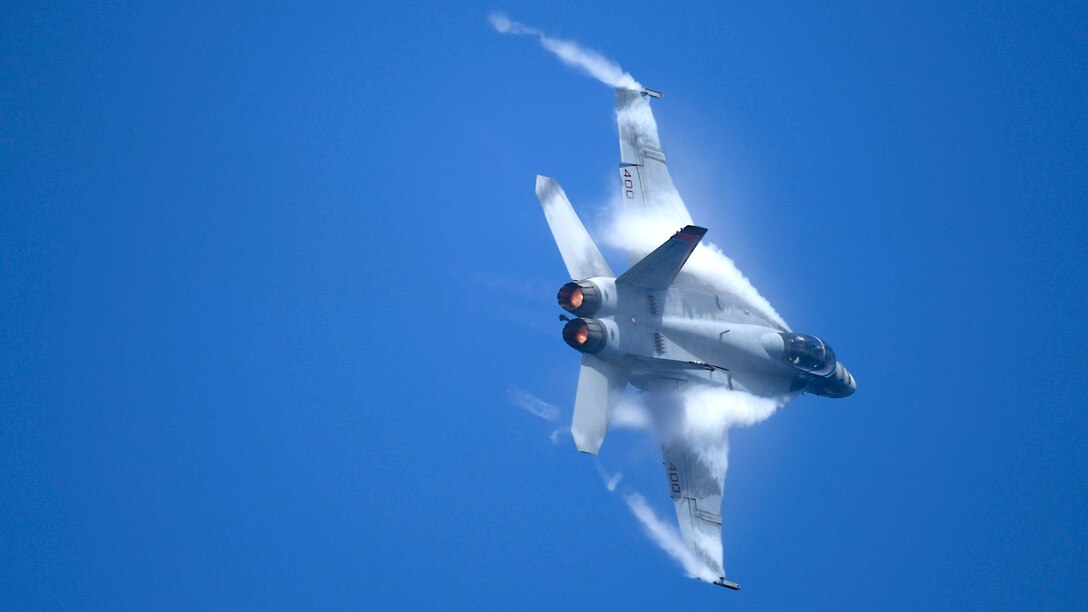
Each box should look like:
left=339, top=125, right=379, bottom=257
left=571, top=354, right=627, bottom=455
left=536, top=176, right=613, bottom=280
left=616, top=225, right=706, bottom=289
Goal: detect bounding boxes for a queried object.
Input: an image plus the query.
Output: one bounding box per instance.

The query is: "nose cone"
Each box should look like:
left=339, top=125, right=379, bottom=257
left=820, top=362, right=857, bottom=398
left=801, top=361, right=857, bottom=398
left=841, top=364, right=857, bottom=396
left=760, top=332, right=785, bottom=358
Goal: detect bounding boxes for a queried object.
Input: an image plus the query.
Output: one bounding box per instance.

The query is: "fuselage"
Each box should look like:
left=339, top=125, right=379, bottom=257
left=558, top=276, right=856, bottom=399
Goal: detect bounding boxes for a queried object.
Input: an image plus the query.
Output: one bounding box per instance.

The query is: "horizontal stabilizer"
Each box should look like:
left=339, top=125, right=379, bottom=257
left=536, top=176, right=613, bottom=280
left=616, top=225, right=706, bottom=289
left=571, top=354, right=628, bottom=455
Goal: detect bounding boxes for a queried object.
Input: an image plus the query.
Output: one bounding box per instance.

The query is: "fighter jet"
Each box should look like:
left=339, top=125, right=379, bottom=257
left=535, top=88, right=856, bottom=589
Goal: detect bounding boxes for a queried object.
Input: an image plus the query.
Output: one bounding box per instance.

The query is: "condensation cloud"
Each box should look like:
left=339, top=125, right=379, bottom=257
left=489, top=13, right=641, bottom=90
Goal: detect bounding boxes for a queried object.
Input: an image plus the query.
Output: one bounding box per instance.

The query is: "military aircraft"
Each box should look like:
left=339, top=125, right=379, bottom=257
left=535, top=88, right=856, bottom=590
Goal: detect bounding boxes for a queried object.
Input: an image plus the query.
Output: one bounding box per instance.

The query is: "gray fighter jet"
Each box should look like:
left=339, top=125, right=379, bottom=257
left=535, top=88, right=856, bottom=589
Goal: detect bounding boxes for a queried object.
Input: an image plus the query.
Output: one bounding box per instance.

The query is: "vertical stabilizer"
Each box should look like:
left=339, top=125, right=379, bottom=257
left=536, top=176, right=613, bottom=280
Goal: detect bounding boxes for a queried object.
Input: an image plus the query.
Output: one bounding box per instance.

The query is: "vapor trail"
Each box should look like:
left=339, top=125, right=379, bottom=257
left=508, top=387, right=572, bottom=445
left=594, top=459, right=623, bottom=492
left=489, top=13, right=642, bottom=90
left=507, top=388, right=561, bottom=422
left=624, top=493, right=719, bottom=582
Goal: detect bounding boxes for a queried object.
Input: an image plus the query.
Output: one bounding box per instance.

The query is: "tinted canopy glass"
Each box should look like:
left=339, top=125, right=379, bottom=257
left=782, top=334, right=835, bottom=375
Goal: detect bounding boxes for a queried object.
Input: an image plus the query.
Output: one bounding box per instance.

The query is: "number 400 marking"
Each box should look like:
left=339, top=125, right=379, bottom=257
left=622, top=168, right=636, bottom=199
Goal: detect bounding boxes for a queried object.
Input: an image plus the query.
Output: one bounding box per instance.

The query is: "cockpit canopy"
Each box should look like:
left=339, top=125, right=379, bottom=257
left=781, top=333, right=836, bottom=376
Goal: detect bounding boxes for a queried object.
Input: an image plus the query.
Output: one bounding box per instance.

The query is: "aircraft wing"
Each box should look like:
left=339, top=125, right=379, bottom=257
left=616, top=89, right=693, bottom=228
left=661, top=436, right=727, bottom=580
left=642, top=383, right=743, bottom=582
left=616, top=88, right=791, bottom=332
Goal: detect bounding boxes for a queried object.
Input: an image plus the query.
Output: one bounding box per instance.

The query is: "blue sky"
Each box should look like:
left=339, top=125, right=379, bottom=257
left=3, top=2, right=1086, bottom=609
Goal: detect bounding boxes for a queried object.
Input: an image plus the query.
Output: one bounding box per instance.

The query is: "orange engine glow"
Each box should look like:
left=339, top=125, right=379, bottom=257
left=557, top=282, right=585, bottom=312
left=562, top=318, right=605, bottom=354
left=573, top=324, right=589, bottom=345
left=569, top=287, right=584, bottom=309
left=562, top=318, right=590, bottom=349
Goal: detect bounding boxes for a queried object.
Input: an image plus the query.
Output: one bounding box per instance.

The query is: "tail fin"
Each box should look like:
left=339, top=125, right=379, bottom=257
left=616, top=225, right=707, bottom=289
left=535, top=176, right=613, bottom=280
left=571, top=354, right=628, bottom=455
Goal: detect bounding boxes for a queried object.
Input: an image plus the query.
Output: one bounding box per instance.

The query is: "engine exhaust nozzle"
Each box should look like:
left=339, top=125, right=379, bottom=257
left=561, top=318, right=606, bottom=354
left=557, top=281, right=602, bottom=316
